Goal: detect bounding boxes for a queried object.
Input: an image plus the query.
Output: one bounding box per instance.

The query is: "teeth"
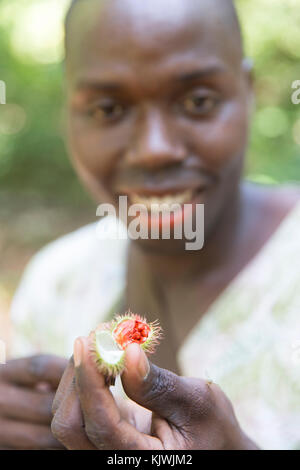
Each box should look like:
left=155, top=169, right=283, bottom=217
left=130, top=190, right=193, bottom=211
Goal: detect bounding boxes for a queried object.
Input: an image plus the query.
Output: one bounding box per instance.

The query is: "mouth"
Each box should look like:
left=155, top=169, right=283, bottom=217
left=130, top=189, right=196, bottom=211
left=112, top=185, right=207, bottom=234
left=116, top=186, right=206, bottom=212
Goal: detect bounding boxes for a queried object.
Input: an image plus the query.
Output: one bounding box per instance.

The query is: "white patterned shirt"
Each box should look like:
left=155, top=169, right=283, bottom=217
left=10, top=206, right=300, bottom=450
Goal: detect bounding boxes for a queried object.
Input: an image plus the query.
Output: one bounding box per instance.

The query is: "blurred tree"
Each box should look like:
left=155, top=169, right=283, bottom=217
left=0, top=0, right=90, bottom=206
left=0, top=0, right=299, bottom=208
left=236, top=0, right=300, bottom=184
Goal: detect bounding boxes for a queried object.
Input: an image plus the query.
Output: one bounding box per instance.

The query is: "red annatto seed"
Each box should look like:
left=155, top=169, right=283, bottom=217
left=93, top=314, right=162, bottom=379
left=113, top=318, right=151, bottom=349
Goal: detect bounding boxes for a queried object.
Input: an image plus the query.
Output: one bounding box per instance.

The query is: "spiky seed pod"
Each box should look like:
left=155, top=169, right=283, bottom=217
left=91, top=311, right=162, bottom=380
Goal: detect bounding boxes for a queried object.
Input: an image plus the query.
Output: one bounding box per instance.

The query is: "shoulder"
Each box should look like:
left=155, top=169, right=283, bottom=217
left=267, top=184, right=300, bottom=214
left=18, top=217, right=128, bottom=288
left=244, top=182, right=300, bottom=218
left=10, top=218, right=128, bottom=357
left=25, top=222, right=100, bottom=276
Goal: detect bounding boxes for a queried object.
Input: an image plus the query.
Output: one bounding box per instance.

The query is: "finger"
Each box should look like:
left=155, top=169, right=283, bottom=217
left=122, top=343, right=201, bottom=426
left=52, top=357, right=75, bottom=415
left=0, top=355, right=68, bottom=389
left=51, top=377, right=97, bottom=450
left=0, top=382, right=55, bottom=425
left=74, top=337, right=161, bottom=450
left=112, top=391, right=152, bottom=434
left=0, top=419, right=64, bottom=450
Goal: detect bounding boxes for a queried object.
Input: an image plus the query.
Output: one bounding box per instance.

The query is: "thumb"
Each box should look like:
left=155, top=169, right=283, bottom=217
left=121, top=343, right=188, bottom=424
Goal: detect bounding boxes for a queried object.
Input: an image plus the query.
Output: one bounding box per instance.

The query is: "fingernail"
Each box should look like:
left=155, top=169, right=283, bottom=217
left=74, top=338, right=83, bottom=368
left=138, top=349, right=150, bottom=380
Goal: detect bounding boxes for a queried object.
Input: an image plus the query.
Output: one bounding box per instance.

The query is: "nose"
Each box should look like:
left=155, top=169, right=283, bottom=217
left=125, top=110, right=186, bottom=169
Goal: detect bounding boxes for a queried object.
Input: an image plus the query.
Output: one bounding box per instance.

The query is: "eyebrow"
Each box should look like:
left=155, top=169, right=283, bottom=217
left=75, top=81, right=121, bottom=92
left=174, top=66, right=226, bottom=82
left=74, top=65, right=226, bottom=92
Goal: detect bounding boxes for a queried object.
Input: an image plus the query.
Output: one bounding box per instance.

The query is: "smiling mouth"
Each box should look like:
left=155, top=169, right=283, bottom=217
left=125, top=187, right=205, bottom=211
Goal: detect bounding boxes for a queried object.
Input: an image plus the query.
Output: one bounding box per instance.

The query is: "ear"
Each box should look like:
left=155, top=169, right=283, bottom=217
left=242, top=57, right=255, bottom=117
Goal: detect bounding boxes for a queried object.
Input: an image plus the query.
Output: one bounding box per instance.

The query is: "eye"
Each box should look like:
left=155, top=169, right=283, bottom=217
left=181, top=92, right=218, bottom=117
left=89, top=98, right=126, bottom=123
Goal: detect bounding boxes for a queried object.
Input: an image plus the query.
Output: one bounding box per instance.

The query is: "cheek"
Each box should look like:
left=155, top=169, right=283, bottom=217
left=67, top=117, right=128, bottom=202
left=69, top=125, right=114, bottom=177
left=185, top=100, right=249, bottom=171
left=68, top=114, right=132, bottom=185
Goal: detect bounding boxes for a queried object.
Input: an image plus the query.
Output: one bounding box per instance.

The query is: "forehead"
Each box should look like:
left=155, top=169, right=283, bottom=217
left=66, top=0, right=241, bottom=82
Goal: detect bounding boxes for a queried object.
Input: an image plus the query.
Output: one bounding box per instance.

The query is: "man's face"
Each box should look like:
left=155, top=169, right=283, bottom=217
left=66, top=0, right=252, bottom=252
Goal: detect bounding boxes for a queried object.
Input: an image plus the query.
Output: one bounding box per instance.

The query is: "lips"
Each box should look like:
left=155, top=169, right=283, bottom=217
left=114, top=184, right=207, bottom=215
left=112, top=166, right=214, bottom=215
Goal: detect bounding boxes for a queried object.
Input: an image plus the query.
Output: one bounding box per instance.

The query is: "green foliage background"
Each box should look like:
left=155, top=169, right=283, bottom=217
left=0, top=0, right=300, bottom=207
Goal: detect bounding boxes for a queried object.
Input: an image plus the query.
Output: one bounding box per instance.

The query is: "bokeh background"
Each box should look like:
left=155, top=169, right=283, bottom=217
left=0, top=0, right=300, bottom=347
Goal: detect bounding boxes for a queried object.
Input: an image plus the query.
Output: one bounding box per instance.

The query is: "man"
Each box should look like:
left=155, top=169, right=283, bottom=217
left=2, top=0, right=299, bottom=449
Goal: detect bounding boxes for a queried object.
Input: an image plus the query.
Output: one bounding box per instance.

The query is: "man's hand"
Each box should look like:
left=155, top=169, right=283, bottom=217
left=0, top=355, right=68, bottom=449
left=51, top=338, right=258, bottom=450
